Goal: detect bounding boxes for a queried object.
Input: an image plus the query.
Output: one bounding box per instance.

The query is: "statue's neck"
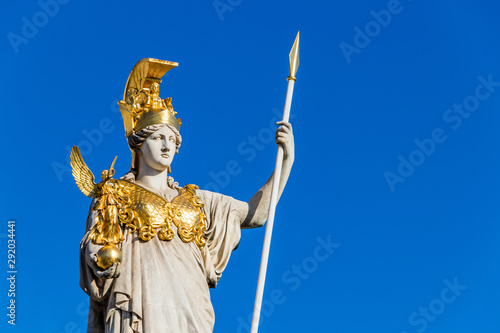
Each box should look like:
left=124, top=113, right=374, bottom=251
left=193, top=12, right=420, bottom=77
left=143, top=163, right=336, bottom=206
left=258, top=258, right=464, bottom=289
left=135, top=162, right=171, bottom=193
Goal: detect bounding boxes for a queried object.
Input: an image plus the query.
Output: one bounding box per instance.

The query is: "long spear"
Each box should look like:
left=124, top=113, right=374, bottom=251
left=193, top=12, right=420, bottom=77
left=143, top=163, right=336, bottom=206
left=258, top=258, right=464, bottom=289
left=251, top=31, right=300, bottom=333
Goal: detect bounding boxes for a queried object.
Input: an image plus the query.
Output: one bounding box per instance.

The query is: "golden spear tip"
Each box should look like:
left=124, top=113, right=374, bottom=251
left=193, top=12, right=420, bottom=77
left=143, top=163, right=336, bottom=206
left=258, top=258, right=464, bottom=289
left=288, top=31, right=300, bottom=81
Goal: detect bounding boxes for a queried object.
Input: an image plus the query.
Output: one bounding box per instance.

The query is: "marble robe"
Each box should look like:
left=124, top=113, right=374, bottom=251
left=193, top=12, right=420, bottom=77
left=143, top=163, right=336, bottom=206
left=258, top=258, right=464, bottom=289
left=79, top=189, right=242, bottom=333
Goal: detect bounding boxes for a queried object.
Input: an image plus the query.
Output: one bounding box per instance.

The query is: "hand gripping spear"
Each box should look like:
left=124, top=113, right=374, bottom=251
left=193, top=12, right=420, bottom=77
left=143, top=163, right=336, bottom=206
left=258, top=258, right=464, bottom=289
left=251, top=32, right=300, bottom=333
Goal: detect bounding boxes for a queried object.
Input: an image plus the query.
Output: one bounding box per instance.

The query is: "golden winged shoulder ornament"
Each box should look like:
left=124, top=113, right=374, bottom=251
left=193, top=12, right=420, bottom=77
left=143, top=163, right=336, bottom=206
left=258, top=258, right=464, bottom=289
left=70, top=146, right=118, bottom=198
left=70, top=146, right=125, bottom=269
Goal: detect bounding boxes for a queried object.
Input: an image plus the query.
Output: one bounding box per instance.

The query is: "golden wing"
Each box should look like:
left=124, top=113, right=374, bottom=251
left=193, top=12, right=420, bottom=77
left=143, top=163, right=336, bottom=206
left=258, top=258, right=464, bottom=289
left=70, top=146, right=99, bottom=198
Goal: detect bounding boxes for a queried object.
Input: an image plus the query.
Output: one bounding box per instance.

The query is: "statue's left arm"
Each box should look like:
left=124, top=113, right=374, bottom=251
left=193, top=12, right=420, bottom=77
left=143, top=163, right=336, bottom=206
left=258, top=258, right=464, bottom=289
left=236, top=120, right=295, bottom=229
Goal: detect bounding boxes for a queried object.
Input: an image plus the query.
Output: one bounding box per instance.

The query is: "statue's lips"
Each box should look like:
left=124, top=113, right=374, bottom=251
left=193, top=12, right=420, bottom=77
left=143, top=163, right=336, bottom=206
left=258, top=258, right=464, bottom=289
left=161, top=154, right=170, bottom=158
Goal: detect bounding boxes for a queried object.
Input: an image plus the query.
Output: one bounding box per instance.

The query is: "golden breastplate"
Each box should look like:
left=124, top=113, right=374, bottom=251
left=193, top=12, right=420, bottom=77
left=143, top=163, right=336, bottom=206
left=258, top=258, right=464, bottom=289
left=89, top=180, right=207, bottom=250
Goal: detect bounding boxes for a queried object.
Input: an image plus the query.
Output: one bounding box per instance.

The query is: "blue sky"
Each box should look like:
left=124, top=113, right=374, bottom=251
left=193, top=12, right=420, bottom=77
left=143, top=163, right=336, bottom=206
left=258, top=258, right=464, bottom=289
left=2, top=0, right=500, bottom=332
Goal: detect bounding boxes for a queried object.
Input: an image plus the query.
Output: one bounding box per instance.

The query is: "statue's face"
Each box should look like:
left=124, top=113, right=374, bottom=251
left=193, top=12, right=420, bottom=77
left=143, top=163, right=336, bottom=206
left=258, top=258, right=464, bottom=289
left=140, top=125, right=176, bottom=171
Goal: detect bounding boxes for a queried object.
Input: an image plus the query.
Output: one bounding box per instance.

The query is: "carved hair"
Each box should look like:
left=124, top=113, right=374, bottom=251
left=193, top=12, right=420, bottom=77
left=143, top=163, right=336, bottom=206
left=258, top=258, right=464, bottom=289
left=120, top=123, right=182, bottom=189
left=128, top=123, right=182, bottom=153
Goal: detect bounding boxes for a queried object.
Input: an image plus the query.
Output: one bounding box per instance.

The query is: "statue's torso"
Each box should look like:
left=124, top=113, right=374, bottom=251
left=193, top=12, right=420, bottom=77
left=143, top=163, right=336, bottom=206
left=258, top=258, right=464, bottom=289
left=91, top=180, right=207, bottom=250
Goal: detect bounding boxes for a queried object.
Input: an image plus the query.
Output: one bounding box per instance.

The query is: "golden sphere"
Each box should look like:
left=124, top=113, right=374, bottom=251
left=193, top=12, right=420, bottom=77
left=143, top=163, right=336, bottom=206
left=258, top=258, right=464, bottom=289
left=96, top=245, right=122, bottom=270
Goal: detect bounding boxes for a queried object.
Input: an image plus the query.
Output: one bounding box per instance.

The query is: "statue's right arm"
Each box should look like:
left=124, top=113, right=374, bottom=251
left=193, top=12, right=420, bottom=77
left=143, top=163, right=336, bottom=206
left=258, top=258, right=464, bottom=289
left=232, top=121, right=295, bottom=229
